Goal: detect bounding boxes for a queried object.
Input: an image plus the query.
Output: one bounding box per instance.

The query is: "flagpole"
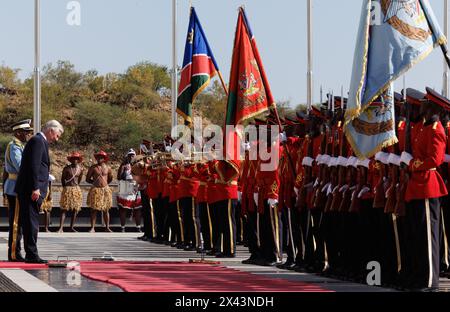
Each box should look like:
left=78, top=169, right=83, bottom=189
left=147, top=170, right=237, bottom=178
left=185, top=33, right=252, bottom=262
left=171, top=0, right=178, bottom=129
left=307, top=0, right=313, bottom=113
left=217, top=71, right=229, bottom=96
left=34, top=0, right=41, bottom=134
left=444, top=0, right=449, bottom=97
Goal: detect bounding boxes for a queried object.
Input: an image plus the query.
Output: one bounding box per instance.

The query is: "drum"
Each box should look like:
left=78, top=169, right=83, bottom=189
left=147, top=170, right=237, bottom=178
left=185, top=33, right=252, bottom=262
left=119, top=180, right=136, bottom=196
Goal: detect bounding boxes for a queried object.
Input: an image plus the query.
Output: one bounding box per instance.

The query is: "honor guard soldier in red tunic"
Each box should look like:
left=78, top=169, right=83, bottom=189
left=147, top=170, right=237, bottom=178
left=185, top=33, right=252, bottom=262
left=209, top=159, right=240, bottom=258
left=178, top=161, right=201, bottom=251
left=255, top=123, right=282, bottom=266
left=277, top=116, right=304, bottom=270
left=401, top=87, right=449, bottom=291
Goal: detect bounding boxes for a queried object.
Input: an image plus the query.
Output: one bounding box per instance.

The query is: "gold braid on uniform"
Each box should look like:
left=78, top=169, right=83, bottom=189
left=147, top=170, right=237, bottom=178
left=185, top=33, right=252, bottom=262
left=87, top=186, right=112, bottom=211
left=60, top=186, right=83, bottom=212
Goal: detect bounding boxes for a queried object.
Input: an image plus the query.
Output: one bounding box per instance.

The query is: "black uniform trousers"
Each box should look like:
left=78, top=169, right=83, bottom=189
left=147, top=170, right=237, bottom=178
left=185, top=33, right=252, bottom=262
left=167, top=200, right=184, bottom=244
left=439, top=195, right=450, bottom=272
left=153, top=194, right=166, bottom=241
left=244, top=209, right=262, bottom=260
left=7, top=195, right=22, bottom=260
left=404, top=198, right=440, bottom=289
left=199, top=202, right=213, bottom=250
left=18, top=194, right=40, bottom=260
left=210, top=199, right=237, bottom=256
left=140, top=190, right=153, bottom=239
left=235, top=201, right=244, bottom=244
left=295, top=209, right=314, bottom=268
left=283, top=206, right=301, bottom=264
left=161, top=196, right=171, bottom=242
left=259, top=201, right=283, bottom=263
left=179, top=197, right=201, bottom=248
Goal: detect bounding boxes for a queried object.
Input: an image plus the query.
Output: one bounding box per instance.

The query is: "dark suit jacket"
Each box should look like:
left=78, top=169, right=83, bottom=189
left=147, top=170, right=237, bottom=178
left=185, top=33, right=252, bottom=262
left=14, top=133, right=50, bottom=202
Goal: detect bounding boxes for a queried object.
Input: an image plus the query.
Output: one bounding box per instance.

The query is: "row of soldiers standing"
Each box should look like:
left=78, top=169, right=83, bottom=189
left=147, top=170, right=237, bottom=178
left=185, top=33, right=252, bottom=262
left=138, top=86, right=450, bottom=292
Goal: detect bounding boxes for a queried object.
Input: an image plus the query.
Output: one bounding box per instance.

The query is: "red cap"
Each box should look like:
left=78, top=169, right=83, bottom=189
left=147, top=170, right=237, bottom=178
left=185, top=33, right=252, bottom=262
left=94, top=150, right=109, bottom=162
left=67, top=152, right=83, bottom=162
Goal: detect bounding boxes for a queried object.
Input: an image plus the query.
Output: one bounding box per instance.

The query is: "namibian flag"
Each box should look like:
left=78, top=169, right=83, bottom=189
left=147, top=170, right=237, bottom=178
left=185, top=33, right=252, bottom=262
left=224, top=7, right=276, bottom=168
left=177, top=7, right=220, bottom=125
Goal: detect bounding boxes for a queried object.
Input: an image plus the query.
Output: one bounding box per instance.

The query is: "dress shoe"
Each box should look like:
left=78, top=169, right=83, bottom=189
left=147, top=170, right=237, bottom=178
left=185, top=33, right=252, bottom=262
left=263, top=260, right=282, bottom=267
left=215, top=253, right=235, bottom=258
left=206, top=250, right=218, bottom=256
left=8, top=255, right=25, bottom=262
left=183, top=245, right=196, bottom=251
left=241, top=257, right=257, bottom=265
left=137, top=235, right=148, bottom=241
left=25, top=258, right=48, bottom=264
left=408, top=287, right=439, bottom=292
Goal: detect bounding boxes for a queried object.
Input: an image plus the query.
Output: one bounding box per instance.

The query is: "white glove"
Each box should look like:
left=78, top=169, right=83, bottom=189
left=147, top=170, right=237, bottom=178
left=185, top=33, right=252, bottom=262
left=445, top=154, right=450, bottom=163
left=165, top=146, right=172, bottom=152
left=294, top=187, right=299, bottom=196
left=358, top=186, right=370, bottom=198
left=268, top=198, right=278, bottom=207
left=313, top=178, right=319, bottom=188
left=253, top=193, right=259, bottom=205
left=400, top=151, right=413, bottom=166
left=48, top=174, right=56, bottom=182
left=238, top=191, right=242, bottom=201
left=302, top=156, right=314, bottom=167
left=321, top=182, right=331, bottom=193
left=326, top=184, right=333, bottom=195
left=244, top=142, right=251, bottom=151
left=280, top=132, right=287, bottom=143
left=339, top=184, right=349, bottom=192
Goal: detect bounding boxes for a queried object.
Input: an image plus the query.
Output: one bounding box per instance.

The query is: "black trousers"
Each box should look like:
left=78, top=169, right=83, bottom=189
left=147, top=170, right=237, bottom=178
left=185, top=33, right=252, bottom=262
left=179, top=197, right=201, bottom=248
left=259, top=201, right=283, bottom=263
left=244, top=209, right=262, bottom=259
left=7, top=195, right=22, bottom=260
left=235, top=201, right=244, bottom=244
left=440, top=196, right=450, bottom=272
left=18, top=194, right=40, bottom=260
left=405, top=198, right=440, bottom=289
left=210, top=199, right=237, bottom=255
left=199, top=202, right=213, bottom=250
left=284, top=207, right=301, bottom=264
left=140, top=190, right=153, bottom=238
left=161, top=196, right=170, bottom=242
left=153, top=194, right=166, bottom=240
left=167, top=200, right=184, bottom=244
left=295, top=209, right=314, bottom=267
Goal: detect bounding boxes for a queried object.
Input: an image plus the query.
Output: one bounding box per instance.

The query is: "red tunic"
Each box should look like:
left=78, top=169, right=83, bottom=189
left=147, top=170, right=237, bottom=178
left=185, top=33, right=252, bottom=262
left=195, top=163, right=209, bottom=203
left=405, top=119, right=448, bottom=201
left=212, top=160, right=239, bottom=203
left=177, top=164, right=200, bottom=199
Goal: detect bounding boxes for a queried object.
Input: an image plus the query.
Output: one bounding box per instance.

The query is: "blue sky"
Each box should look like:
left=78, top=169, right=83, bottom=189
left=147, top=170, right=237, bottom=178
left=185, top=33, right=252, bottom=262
left=0, top=0, right=447, bottom=107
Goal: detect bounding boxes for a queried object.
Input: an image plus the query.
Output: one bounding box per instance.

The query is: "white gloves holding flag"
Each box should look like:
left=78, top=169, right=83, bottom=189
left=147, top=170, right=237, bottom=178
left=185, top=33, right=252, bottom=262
left=253, top=193, right=259, bottom=205
left=238, top=191, right=242, bottom=201
left=268, top=198, right=278, bottom=207
left=294, top=187, right=299, bottom=196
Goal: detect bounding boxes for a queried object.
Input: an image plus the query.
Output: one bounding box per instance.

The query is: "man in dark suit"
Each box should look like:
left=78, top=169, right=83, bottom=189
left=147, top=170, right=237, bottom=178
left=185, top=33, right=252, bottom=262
left=15, top=120, right=64, bottom=263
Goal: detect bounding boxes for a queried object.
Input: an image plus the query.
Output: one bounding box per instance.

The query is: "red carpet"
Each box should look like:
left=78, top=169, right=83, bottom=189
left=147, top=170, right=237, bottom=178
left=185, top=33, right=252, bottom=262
left=75, top=261, right=331, bottom=292
left=0, top=261, right=331, bottom=292
left=0, top=262, right=48, bottom=269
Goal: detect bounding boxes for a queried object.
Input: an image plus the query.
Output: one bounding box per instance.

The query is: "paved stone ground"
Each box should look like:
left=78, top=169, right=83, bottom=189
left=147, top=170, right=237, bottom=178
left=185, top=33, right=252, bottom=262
left=0, top=232, right=449, bottom=292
